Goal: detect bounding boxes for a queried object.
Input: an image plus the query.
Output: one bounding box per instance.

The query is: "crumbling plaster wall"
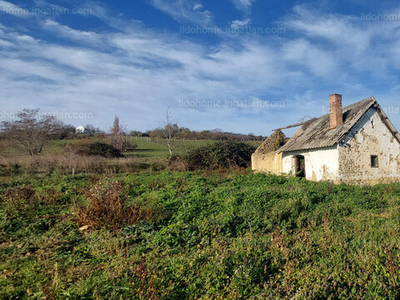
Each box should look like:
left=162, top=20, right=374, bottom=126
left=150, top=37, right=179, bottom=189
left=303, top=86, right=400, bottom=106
left=338, top=107, right=400, bottom=184
left=282, top=146, right=340, bottom=182
left=251, top=152, right=283, bottom=174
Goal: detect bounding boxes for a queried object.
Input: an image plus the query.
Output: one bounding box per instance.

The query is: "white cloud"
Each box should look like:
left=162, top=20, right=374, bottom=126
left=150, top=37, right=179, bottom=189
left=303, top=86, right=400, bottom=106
left=150, top=0, right=213, bottom=26
left=284, top=5, right=371, bottom=53
left=3, top=2, right=400, bottom=134
left=0, top=20, right=291, bottom=132
left=281, top=4, right=400, bottom=76
left=281, top=39, right=337, bottom=77
left=231, top=18, right=251, bottom=29
left=0, top=0, right=30, bottom=17
left=193, top=3, right=202, bottom=11
left=231, top=0, right=256, bottom=11
left=41, top=19, right=102, bottom=46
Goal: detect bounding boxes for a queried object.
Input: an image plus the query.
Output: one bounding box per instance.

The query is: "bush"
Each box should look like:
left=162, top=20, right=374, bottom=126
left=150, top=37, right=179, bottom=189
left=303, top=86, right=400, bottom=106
left=88, top=142, right=122, bottom=158
left=65, top=141, right=122, bottom=158
left=75, top=179, right=166, bottom=230
left=185, top=141, right=256, bottom=170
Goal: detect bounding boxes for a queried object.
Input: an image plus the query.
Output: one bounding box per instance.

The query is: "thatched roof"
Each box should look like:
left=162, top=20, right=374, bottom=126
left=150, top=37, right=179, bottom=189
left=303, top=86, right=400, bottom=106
left=255, top=129, right=287, bottom=154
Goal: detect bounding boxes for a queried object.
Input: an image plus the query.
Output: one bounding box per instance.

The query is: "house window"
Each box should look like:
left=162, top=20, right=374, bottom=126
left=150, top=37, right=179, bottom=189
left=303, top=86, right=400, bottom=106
left=371, top=155, right=379, bottom=168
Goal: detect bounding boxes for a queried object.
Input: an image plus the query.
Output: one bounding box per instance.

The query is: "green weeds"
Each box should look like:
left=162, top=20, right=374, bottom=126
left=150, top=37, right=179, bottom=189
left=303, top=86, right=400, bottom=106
left=1, top=172, right=400, bottom=298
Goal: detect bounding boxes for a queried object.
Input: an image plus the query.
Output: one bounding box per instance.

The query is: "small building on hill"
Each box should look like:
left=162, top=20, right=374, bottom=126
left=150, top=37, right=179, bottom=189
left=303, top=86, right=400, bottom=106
left=252, top=94, right=400, bottom=184
left=76, top=126, right=85, bottom=134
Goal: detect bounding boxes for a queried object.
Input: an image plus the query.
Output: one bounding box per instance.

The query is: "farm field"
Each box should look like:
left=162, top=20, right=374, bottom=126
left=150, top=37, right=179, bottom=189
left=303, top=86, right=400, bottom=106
left=0, top=138, right=261, bottom=160
left=1, top=170, right=400, bottom=299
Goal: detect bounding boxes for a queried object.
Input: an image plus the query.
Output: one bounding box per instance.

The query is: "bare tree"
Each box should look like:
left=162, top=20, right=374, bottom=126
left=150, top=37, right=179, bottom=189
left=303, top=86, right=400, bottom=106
left=162, top=108, right=179, bottom=157
left=1, top=108, right=64, bottom=156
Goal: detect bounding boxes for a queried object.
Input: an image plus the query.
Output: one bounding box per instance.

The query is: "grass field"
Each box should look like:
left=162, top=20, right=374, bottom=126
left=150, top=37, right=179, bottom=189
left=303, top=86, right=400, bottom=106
left=2, top=171, right=400, bottom=299
left=0, top=138, right=262, bottom=160
left=127, top=138, right=218, bottom=159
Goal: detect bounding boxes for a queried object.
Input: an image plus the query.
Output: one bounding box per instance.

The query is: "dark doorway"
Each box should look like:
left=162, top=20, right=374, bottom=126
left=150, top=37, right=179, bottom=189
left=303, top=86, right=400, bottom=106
left=294, top=155, right=306, bottom=178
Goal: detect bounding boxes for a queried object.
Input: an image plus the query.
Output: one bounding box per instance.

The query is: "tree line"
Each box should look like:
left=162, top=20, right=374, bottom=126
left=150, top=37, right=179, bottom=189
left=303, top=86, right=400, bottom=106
left=0, top=108, right=265, bottom=157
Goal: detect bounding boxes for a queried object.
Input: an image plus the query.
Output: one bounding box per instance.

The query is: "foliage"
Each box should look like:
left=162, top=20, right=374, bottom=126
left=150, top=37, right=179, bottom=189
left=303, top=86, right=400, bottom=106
left=0, top=108, right=66, bottom=156
left=144, top=126, right=265, bottom=141
left=87, top=142, right=122, bottom=158
left=75, top=178, right=167, bottom=230
left=65, top=141, right=122, bottom=158
left=186, top=140, right=256, bottom=169
left=108, top=116, right=135, bottom=151
left=84, top=124, right=102, bottom=136
left=3, top=171, right=400, bottom=299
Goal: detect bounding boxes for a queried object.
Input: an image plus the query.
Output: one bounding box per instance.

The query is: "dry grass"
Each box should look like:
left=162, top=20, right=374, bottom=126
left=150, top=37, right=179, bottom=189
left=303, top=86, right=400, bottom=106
left=0, top=153, right=167, bottom=175
left=0, top=185, right=37, bottom=216
left=75, top=178, right=167, bottom=230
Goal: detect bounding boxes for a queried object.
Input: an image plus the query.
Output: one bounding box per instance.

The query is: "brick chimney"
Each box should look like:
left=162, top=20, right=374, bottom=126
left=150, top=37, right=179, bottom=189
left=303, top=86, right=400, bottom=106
left=329, top=93, right=343, bottom=129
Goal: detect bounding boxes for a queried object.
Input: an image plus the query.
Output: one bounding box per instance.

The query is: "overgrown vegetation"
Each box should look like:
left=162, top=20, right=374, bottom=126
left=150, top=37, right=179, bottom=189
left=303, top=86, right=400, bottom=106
left=185, top=140, right=256, bottom=170
left=65, top=141, right=123, bottom=158
left=75, top=178, right=168, bottom=230
left=0, top=108, right=72, bottom=156
left=2, top=171, right=400, bottom=299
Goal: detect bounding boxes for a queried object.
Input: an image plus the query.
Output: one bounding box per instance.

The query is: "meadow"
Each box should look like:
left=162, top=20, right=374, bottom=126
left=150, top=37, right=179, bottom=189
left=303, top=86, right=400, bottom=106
left=1, top=168, right=400, bottom=299
left=0, top=138, right=222, bottom=176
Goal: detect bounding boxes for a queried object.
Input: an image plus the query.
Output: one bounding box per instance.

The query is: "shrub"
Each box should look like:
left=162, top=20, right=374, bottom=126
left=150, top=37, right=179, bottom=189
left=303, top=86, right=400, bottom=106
left=65, top=141, right=122, bottom=158
left=185, top=141, right=256, bottom=170
left=1, top=185, right=36, bottom=216
left=75, top=179, right=166, bottom=230
left=87, top=142, right=122, bottom=158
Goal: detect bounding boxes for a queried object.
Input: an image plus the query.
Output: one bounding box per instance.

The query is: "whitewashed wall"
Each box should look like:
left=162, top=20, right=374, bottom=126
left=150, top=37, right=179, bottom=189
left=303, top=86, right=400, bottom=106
left=282, top=146, right=340, bottom=182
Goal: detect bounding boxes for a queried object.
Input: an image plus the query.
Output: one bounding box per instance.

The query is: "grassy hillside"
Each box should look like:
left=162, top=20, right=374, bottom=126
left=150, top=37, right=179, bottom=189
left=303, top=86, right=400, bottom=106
left=127, top=138, right=216, bottom=159
left=1, top=171, right=400, bottom=299
left=0, top=138, right=261, bottom=160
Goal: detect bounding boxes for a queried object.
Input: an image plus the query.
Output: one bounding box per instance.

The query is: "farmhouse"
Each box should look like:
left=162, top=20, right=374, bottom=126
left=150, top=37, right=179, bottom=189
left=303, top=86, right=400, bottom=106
left=252, top=94, right=400, bottom=184
left=76, top=126, right=85, bottom=134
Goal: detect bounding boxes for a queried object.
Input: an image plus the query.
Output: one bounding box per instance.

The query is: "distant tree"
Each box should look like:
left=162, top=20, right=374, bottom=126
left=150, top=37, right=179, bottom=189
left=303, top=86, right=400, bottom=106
left=111, top=116, right=122, bottom=136
left=129, top=130, right=143, bottom=137
left=84, top=124, right=102, bottom=136
left=148, top=128, right=164, bottom=138
left=162, top=108, right=179, bottom=157
left=58, top=124, right=76, bottom=139
left=108, top=116, right=135, bottom=152
left=178, top=128, right=191, bottom=139
left=0, top=108, right=64, bottom=156
left=109, top=116, right=125, bottom=150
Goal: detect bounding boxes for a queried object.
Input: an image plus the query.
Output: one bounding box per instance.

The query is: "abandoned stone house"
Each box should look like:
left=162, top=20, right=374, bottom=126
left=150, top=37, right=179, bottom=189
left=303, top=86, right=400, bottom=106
left=252, top=94, right=400, bottom=184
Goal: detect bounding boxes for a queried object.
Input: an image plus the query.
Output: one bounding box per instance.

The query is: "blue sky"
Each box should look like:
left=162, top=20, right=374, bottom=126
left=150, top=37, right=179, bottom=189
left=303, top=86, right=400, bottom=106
left=1, top=0, right=400, bottom=135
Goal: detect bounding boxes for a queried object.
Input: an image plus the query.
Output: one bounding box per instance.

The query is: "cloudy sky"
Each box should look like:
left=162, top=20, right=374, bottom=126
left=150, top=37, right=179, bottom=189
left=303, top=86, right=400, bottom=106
left=1, top=0, right=400, bottom=135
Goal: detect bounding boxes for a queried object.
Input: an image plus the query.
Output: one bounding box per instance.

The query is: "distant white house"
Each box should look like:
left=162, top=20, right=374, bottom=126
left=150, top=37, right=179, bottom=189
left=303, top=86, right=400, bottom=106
left=76, top=126, right=85, bottom=133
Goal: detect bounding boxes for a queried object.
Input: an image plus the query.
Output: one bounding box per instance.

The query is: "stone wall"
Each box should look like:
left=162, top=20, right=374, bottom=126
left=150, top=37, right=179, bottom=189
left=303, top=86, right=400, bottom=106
left=338, top=107, right=400, bottom=184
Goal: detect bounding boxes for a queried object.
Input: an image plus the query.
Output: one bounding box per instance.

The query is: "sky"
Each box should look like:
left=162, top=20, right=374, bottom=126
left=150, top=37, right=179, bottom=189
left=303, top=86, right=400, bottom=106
left=1, top=0, right=400, bottom=135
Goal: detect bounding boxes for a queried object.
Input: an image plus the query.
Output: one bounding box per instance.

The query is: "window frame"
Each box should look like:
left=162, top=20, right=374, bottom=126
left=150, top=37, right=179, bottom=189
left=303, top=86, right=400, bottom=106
left=371, top=155, right=379, bottom=168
